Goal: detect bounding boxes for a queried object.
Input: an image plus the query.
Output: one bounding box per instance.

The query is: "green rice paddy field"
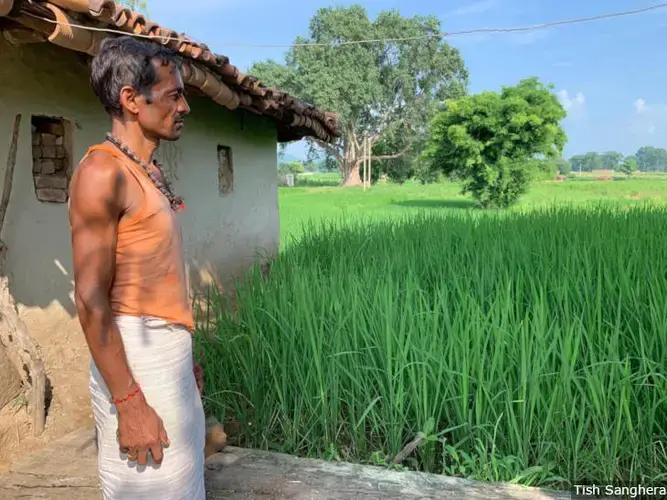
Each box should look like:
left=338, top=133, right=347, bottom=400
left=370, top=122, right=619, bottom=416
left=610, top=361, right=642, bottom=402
left=197, top=174, right=667, bottom=491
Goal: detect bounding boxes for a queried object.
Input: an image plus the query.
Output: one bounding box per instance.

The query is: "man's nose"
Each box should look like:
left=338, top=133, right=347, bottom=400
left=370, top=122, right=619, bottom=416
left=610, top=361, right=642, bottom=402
left=179, top=96, right=191, bottom=115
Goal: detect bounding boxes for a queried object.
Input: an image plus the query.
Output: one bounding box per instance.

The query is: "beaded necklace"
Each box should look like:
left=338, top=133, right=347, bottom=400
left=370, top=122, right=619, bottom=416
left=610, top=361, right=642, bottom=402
left=105, top=133, right=185, bottom=212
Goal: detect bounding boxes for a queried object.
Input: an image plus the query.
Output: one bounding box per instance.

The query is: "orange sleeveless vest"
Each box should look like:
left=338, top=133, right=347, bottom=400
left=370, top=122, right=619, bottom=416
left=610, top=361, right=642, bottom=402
left=81, top=143, right=194, bottom=332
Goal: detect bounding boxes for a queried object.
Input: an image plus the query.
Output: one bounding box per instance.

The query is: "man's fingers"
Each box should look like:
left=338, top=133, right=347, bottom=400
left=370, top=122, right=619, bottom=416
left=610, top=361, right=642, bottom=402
left=136, top=447, right=149, bottom=466
left=159, top=422, right=170, bottom=447
left=150, top=443, right=164, bottom=465
left=126, top=447, right=138, bottom=462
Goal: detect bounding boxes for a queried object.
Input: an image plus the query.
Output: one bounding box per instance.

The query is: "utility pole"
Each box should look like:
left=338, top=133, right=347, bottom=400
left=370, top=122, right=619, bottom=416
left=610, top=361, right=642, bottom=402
left=363, top=135, right=367, bottom=191
left=367, top=136, right=372, bottom=188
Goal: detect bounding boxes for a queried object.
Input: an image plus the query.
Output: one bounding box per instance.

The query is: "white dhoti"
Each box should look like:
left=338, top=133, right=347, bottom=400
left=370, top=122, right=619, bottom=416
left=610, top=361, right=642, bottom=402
left=89, top=316, right=206, bottom=500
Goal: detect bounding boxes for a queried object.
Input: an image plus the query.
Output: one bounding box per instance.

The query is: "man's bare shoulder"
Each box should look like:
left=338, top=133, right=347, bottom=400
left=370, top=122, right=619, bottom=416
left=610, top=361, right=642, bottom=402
left=71, top=150, right=124, bottom=189
left=69, top=150, right=127, bottom=217
left=70, top=151, right=127, bottom=201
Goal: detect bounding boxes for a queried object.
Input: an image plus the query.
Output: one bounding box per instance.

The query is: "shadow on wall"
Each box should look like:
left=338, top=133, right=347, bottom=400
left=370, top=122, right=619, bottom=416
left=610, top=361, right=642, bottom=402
left=187, top=250, right=275, bottom=325
left=2, top=117, right=79, bottom=317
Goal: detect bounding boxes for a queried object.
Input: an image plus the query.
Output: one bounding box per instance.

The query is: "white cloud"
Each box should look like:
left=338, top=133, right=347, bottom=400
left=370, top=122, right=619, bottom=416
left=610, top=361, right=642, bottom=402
left=444, top=0, right=499, bottom=17
left=557, top=90, right=572, bottom=110
left=557, top=90, right=585, bottom=111
left=557, top=90, right=586, bottom=120
left=634, top=98, right=646, bottom=114
left=629, top=99, right=667, bottom=136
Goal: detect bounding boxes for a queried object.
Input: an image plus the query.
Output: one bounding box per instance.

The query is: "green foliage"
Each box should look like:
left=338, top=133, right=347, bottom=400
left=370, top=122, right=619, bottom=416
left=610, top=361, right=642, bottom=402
left=619, top=156, right=638, bottom=176
left=600, top=151, right=623, bottom=171
left=529, top=159, right=559, bottom=181
left=249, top=5, right=468, bottom=182
left=570, top=152, right=603, bottom=173
left=372, top=134, right=419, bottom=185
left=414, top=156, right=442, bottom=184
left=635, top=146, right=667, bottom=172
left=554, top=158, right=572, bottom=175
left=279, top=161, right=306, bottom=175
left=198, top=206, right=667, bottom=487
left=568, top=147, right=667, bottom=174
left=423, top=77, right=567, bottom=208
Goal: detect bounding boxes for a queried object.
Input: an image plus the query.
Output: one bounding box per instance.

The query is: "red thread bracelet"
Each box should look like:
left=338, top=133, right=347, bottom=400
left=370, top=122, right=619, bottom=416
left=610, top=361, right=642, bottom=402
left=110, top=386, right=141, bottom=405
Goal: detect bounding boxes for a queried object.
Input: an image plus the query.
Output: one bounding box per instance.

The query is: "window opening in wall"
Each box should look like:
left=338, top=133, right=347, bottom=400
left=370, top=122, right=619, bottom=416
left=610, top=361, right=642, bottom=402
left=217, top=145, right=233, bottom=196
left=31, top=115, right=72, bottom=203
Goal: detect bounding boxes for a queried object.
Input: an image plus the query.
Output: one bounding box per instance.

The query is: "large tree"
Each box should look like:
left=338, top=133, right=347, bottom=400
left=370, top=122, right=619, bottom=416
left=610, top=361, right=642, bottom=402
left=635, top=146, right=667, bottom=172
left=250, top=5, right=468, bottom=186
left=423, top=77, right=567, bottom=208
left=620, top=155, right=638, bottom=176
left=600, top=151, right=623, bottom=171
left=570, top=152, right=603, bottom=173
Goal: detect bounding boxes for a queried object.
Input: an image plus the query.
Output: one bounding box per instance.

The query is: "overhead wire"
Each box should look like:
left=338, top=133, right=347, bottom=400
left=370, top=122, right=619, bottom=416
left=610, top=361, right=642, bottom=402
left=21, top=2, right=667, bottom=49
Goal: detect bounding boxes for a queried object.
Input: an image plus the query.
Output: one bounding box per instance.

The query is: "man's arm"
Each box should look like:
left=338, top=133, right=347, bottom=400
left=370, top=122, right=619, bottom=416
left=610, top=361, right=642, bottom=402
left=69, top=155, right=169, bottom=466
left=69, top=155, right=137, bottom=400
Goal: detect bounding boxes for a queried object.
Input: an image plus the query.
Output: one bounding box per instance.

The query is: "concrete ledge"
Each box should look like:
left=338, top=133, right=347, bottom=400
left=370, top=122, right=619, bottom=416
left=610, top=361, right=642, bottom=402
left=1, top=428, right=572, bottom=499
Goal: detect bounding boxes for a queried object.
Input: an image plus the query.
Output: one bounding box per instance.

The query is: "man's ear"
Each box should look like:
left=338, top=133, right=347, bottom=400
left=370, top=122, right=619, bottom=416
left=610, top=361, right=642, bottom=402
left=119, top=86, right=143, bottom=115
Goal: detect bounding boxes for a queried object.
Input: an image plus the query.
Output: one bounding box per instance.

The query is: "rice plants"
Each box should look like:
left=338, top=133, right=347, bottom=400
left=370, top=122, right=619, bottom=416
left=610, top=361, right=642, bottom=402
left=195, top=204, right=667, bottom=489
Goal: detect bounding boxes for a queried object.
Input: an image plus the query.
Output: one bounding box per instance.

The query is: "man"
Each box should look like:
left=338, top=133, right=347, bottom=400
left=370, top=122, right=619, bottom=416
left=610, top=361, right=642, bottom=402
left=68, top=36, right=205, bottom=499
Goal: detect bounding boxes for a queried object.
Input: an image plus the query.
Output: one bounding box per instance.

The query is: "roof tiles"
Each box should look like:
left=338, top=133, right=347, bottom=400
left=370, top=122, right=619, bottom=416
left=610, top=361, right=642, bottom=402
left=3, top=0, right=340, bottom=143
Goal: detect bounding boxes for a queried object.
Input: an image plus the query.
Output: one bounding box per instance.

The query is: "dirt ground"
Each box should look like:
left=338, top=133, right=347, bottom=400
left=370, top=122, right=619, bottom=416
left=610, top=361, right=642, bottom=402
left=0, top=314, right=92, bottom=473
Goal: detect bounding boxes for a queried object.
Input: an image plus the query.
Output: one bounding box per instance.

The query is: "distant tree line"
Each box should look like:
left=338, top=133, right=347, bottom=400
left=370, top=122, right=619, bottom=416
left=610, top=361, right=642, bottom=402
left=566, top=147, right=667, bottom=173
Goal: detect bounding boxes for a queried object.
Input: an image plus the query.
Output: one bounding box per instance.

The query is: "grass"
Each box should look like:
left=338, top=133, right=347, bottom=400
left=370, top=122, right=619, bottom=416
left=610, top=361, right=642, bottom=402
left=195, top=176, right=667, bottom=490
left=278, top=175, right=667, bottom=247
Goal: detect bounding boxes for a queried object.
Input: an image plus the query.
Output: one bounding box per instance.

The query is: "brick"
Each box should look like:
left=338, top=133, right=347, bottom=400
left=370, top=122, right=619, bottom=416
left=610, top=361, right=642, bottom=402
left=41, top=121, right=65, bottom=136
left=36, top=188, right=67, bottom=203
left=40, top=160, right=55, bottom=174
left=34, top=175, right=68, bottom=190
left=41, top=146, right=56, bottom=158
left=32, top=161, right=41, bottom=174
left=40, top=133, right=56, bottom=146
left=56, top=146, right=66, bottom=159
left=55, top=136, right=64, bottom=146
left=32, top=145, right=41, bottom=159
left=32, top=133, right=40, bottom=146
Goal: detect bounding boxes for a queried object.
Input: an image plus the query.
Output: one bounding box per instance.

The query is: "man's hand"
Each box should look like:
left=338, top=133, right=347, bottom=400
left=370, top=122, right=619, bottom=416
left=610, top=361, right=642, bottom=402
left=194, top=362, right=204, bottom=395
left=117, top=389, right=170, bottom=466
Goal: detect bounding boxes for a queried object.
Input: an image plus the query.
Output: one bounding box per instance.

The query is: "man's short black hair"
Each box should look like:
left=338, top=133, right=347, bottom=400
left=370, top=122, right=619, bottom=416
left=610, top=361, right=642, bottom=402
left=90, top=36, right=181, bottom=117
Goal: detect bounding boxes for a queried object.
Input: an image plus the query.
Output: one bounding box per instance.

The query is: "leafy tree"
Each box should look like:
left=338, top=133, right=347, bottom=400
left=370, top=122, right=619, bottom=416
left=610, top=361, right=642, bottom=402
left=600, top=151, right=623, bottom=171
left=278, top=161, right=306, bottom=175
left=372, top=132, right=429, bottom=185
left=554, top=158, right=571, bottom=175
left=249, top=5, right=468, bottom=186
left=570, top=152, right=603, bottom=173
left=414, top=156, right=442, bottom=184
left=635, top=146, right=667, bottom=172
left=382, top=156, right=414, bottom=185
left=620, top=156, right=638, bottom=176
left=423, top=77, right=567, bottom=209
left=530, top=159, right=559, bottom=181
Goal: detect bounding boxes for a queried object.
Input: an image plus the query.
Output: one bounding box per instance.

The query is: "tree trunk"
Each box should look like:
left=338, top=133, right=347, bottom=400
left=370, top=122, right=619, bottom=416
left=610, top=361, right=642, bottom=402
left=338, top=130, right=363, bottom=187
left=340, top=160, right=362, bottom=186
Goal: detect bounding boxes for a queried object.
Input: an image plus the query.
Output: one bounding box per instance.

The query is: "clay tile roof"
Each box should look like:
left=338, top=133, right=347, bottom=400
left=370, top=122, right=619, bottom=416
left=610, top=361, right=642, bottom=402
left=1, top=0, right=341, bottom=143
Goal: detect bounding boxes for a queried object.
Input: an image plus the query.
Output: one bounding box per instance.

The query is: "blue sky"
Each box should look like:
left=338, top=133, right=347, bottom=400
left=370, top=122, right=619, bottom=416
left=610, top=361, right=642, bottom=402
left=151, top=0, right=667, bottom=160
